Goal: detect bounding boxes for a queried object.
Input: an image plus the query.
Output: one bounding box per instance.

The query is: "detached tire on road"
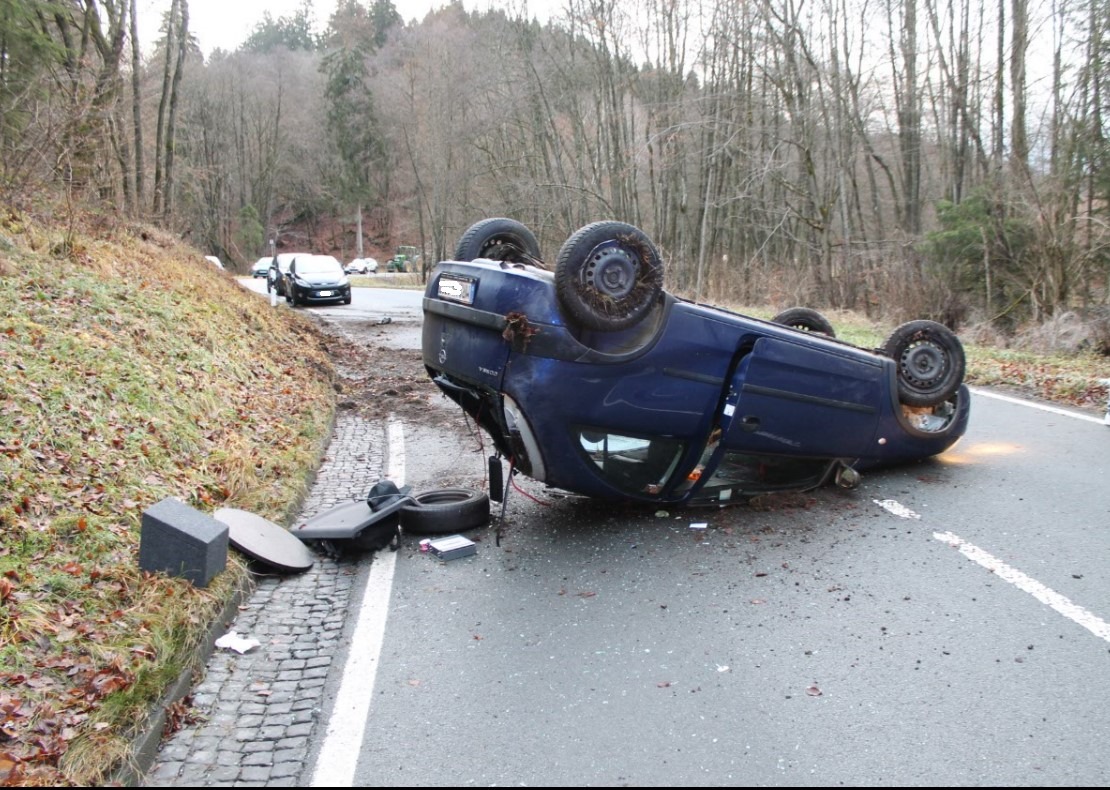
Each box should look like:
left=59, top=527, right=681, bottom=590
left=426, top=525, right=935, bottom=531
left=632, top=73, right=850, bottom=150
left=400, top=488, right=491, bottom=535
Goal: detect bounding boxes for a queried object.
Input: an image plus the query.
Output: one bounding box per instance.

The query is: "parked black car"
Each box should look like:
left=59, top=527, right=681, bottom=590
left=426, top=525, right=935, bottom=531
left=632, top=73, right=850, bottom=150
left=283, top=255, right=351, bottom=306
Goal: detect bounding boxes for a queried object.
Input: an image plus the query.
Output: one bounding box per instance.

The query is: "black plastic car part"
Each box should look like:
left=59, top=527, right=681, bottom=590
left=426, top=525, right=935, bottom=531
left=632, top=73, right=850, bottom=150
left=881, top=320, right=966, bottom=407
left=554, top=221, right=664, bottom=332
left=399, top=488, right=491, bottom=535
left=454, top=218, right=542, bottom=265
left=771, top=307, right=836, bottom=338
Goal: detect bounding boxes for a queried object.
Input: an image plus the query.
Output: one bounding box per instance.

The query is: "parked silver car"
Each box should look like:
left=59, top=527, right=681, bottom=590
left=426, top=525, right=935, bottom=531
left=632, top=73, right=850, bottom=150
left=345, top=257, right=378, bottom=274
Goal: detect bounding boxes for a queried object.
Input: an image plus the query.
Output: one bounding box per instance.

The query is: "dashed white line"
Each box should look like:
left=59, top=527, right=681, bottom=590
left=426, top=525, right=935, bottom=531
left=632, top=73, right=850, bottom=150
left=933, top=531, right=1110, bottom=644
left=311, top=416, right=405, bottom=788
left=873, top=499, right=921, bottom=519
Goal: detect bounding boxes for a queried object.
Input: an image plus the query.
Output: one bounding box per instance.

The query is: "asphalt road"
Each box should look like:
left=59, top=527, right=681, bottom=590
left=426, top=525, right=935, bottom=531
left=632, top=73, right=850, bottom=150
left=337, top=387, right=1109, bottom=787
left=246, top=279, right=1110, bottom=786
left=237, top=275, right=424, bottom=323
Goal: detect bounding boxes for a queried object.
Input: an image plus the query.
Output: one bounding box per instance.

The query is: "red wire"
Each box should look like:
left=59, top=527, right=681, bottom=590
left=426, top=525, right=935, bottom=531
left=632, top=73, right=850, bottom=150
left=509, top=461, right=552, bottom=506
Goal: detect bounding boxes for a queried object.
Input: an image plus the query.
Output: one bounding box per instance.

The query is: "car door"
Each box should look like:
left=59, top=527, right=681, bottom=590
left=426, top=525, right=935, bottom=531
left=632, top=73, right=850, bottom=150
left=718, top=335, right=884, bottom=459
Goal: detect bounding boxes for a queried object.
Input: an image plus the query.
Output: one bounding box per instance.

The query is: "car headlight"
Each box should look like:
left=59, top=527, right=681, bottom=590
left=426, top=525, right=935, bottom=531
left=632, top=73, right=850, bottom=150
left=338, top=275, right=349, bottom=286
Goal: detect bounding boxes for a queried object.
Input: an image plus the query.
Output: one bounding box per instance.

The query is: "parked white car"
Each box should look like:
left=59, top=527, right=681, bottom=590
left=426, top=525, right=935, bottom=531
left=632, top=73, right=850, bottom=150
left=345, top=257, right=378, bottom=274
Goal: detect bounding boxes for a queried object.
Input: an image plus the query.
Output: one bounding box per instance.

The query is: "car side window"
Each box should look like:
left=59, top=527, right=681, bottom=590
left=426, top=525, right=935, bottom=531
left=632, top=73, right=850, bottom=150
left=575, top=429, right=684, bottom=497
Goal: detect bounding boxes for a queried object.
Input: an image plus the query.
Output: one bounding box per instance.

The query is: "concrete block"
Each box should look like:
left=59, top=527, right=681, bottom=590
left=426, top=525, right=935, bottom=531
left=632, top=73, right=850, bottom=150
left=139, top=497, right=228, bottom=587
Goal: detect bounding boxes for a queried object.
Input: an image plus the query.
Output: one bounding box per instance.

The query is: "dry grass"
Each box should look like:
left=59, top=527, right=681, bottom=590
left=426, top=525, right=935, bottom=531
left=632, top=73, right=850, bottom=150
left=0, top=202, right=338, bottom=786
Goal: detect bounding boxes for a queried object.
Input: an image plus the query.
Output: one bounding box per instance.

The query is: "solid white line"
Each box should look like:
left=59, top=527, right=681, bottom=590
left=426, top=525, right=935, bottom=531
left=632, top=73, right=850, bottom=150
left=933, top=531, right=1110, bottom=643
left=310, top=416, right=405, bottom=788
left=969, top=386, right=1106, bottom=425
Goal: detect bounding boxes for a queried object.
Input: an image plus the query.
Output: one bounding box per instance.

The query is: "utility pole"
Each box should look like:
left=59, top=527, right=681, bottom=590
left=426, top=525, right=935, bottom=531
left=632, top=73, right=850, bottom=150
left=356, top=205, right=364, bottom=257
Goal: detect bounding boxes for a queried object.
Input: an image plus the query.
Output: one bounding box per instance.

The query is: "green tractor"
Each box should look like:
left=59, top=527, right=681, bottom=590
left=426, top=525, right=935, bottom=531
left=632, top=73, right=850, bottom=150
left=386, top=245, right=419, bottom=273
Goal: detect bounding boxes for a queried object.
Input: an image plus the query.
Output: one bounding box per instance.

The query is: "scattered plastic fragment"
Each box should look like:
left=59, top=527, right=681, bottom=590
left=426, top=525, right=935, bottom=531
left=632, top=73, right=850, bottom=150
left=428, top=534, right=476, bottom=560
left=689, top=522, right=707, bottom=530
left=215, top=631, right=261, bottom=654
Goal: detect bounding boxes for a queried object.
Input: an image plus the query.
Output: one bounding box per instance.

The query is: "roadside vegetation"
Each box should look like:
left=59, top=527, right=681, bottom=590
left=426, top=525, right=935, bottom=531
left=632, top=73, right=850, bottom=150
left=0, top=206, right=337, bottom=786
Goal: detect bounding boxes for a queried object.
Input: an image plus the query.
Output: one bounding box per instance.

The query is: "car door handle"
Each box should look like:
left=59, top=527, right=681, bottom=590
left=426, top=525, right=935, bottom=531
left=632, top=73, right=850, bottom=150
left=739, top=415, right=760, bottom=432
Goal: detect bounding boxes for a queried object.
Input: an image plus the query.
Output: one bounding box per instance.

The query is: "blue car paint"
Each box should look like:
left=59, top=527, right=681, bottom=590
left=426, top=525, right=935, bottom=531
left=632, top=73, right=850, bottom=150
left=423, top=259, right=970, bottom=505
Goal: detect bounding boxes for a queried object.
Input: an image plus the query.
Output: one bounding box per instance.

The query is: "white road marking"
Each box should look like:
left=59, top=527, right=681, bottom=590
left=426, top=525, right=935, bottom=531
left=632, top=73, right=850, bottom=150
left=933, top=531, right=1110, bottom=644
left=311, top=416, right=405, bottom=788
left=970, top=386, right=1106, bottom=425
left=873, top=499, right=921, bottom=519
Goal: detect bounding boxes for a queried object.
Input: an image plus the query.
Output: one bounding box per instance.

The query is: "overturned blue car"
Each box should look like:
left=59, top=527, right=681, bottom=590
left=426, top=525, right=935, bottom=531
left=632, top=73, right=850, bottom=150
left=422, top=218, right=970, bottom=506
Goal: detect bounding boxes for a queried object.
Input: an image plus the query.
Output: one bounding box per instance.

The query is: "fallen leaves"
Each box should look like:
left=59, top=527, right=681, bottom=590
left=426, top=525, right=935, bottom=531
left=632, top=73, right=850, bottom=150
left=1, top=215, right=340, bottom=784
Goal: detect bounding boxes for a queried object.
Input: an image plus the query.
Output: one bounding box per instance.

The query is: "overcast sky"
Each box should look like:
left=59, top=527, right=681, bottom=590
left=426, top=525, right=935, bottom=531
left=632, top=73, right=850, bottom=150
left=137, top=0, right=560, bottom=57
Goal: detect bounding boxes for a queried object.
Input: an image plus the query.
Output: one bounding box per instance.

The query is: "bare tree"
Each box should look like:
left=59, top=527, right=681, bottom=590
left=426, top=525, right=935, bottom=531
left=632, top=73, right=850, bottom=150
left=130, top=0, right=144, bottom=210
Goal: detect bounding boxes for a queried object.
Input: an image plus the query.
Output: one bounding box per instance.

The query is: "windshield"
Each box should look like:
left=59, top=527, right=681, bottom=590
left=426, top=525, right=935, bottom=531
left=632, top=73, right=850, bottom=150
left=297, top=256, right=343, bottom=275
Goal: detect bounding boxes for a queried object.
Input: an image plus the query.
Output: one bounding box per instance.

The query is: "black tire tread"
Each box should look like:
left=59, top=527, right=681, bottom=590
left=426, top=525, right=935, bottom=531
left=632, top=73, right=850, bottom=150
left=881, top=320, right=966, bottom=407
left=454, top=218, right=541, bottom=263
left=554, top=221, right=663, bottom=332
left=400, top=488, right=491, bottom=535
left=771, top=307, right=836, bottom=337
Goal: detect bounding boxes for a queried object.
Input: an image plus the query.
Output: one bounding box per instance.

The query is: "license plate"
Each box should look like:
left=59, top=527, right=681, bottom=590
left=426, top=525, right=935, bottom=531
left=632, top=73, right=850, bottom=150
left=316, top=290, right=334, bottom=297
left=437, top=274, right=475, bottom=305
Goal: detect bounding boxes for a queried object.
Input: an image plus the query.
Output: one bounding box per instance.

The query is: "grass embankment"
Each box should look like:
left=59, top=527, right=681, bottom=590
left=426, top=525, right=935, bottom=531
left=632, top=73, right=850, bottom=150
left=0, top=212, right=336, bottom=785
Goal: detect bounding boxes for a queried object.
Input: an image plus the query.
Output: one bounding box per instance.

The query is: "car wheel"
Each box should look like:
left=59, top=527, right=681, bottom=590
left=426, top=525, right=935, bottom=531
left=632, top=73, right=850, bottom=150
left=771, top=307, right=836, bottom=338
left=454, top=218, right=541, bottom=264
left=399, top=488, right=491, bottom=535
left=343, top=294, right=352, bottom=305
left=881, top=320, right=966, bottom=407
left=554, top=221, right=664, bottom=332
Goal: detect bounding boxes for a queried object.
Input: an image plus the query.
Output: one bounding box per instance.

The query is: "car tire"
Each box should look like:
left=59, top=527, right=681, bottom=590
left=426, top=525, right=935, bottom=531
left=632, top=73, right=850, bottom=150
left=454, top=218, right=542, bottom=264
left=399, top=488, right=491, bottom=535
left=554, top=221, right=664, bottom=332
left=343, top=294, right=352, bottom=305
left=881, top=320, right=966, bottom=407
left=771, top=307, right=836, bottom=338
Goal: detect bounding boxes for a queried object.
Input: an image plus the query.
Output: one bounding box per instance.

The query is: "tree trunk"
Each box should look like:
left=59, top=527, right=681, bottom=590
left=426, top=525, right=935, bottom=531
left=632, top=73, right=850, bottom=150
left=162, top=0, right=189, bottom=222
left=130, top=0, right=144, bottom=211
left=153, top=0, right=177, bottom=217
left=1010, top=0, right=1029, bottom=176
